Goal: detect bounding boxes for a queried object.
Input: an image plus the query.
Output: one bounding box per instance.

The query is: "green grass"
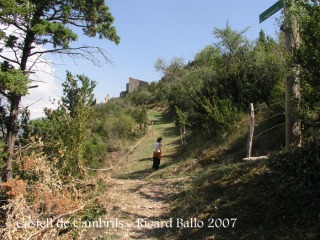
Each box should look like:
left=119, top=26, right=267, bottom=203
left=110, top=109, right=181, bottom=179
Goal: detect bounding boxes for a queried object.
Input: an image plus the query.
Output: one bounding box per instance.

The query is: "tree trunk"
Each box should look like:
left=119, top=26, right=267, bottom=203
left=4, top=94, right=21, bottom=181
left=284, top=0, right=301, bottom=148
left=179, top=124, right=187, bottom=147
left=285, top=71, right=301, bottom=147
left=3, top=25, right=34, bottom=181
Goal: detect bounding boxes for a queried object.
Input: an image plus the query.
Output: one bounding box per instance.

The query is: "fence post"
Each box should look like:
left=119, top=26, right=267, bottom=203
left=247, top=103, right=255, bottom=158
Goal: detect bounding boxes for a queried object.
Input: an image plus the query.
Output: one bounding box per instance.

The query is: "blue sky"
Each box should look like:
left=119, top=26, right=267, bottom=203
left=28, top=0, right=283, bottom=117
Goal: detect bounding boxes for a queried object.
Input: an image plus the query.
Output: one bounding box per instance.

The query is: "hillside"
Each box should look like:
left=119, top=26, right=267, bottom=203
left=84, top=110, right=188, bottom=239
left=85, top=109, right=320, bottom=240
left=2, top=2, right=320, bottom=240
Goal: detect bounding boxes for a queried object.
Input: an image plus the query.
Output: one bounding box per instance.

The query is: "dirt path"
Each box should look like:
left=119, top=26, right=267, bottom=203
left=95, top=177, right=186, bottom=239
left=88, top=110, right=187, bottom=239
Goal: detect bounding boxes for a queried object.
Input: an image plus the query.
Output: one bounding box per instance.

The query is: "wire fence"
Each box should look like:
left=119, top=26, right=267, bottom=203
left=244, top=102, right=285, bottom=160
left=253, top=103, right=285, bottom=137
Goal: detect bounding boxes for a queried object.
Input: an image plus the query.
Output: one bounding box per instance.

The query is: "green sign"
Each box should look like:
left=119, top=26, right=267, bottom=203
left=259, top=0, right=284, bottom=23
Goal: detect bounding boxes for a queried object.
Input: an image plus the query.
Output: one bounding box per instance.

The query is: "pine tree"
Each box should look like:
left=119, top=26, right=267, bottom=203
left=0, top=0, right=120, bottom=181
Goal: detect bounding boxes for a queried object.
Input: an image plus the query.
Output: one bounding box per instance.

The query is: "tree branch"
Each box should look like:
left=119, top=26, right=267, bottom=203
left=66, top=21, right=87, bottom=28
left=45, top=7, right=63, bottom=21
left=24, top=97, right=43, bottom=110
left=27, top=52, right=45, bottom=73
left=8, top=45, right=20, bottom=64
left=30, top=46, right=114, bottom=66
left=0, top=17, right=27, bottom=33
left=0, top=54, right=20, bottom=66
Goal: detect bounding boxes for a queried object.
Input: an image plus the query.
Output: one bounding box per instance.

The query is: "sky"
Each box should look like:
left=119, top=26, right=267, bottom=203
left=24, top=0, right=283, bottom=118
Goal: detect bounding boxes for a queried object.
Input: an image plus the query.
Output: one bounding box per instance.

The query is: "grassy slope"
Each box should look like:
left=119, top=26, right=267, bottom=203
left=110, top=108, right=320, bottom=240
left=157, top=113, right=320, bottom=240
left=110, top=109, right=181, bottom=179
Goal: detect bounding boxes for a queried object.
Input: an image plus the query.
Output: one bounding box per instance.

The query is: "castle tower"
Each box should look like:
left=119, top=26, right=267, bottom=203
left=105, top=94, right=109, bottom=103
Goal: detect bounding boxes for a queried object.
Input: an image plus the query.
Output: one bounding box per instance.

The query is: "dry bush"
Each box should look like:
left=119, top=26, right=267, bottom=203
left=1, top=197, right=85, bottom=240
left=0, top=178, right=27, bottom=200
left=31, top=184, right=80, bottom=216
left=0, top=139, right=95, bottom=240
left=20, top=156, right=37, bottom=172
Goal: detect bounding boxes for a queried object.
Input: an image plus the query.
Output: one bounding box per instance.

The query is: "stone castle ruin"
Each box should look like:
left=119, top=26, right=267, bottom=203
left=120, top=77, right=149, bottom=97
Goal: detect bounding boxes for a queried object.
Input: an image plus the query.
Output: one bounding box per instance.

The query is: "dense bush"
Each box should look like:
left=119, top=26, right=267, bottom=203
left=293, top=1, right=320, bottom=144
left=141, top=25, right=286, bottom=139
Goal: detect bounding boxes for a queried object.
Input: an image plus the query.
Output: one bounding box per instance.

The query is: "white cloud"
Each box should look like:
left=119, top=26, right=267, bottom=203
left=22, top=63, right=62, bottom=119
left=1, top=25, right=62, bottom=119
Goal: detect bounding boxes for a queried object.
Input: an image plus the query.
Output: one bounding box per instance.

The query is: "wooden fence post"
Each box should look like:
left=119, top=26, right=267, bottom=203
left=243, top=103, right=268, bottom=161
left=247, top=103, right=254, bottom=158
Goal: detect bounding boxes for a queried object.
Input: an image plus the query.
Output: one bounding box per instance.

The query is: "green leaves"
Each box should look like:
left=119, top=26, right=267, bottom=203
left=151, top=24, right=286, bottom=137
left=202, top=96, right=238, bottom=131
left=0, top=0, right=30, bottom=17
left=0, top=65, right=30, bottom=95
left=213, top=22, right=250, bottom=56
left=69, top=0, right=120, bottom=43
left=0, top=0, right=120, bottom=49
left=175, top=106, right=188, bottom=127
left=292, top=1, right=320, bottom=139
left=28, top=72, right=97, bottom=176
left=0, top=0, right=120, bottom=181
left=32, top=21, right=78, bottom=48
left=62, top=71, right=96, bottom=117
left=295, top=2, right=320, bottom=82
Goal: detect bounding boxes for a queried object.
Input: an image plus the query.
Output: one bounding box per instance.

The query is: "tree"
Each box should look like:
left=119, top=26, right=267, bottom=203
left=283, top=0, right=302, bottom=147
left=293, top=0, right=320, bottom=143
left=212, top=23, right=252, bottom=108
left=45, top=71, right=96, bottom=176
left=175, top=106, right=188, bottom=146
left=154, top=57, right=186, bottom=84
left=26, top=71, right=96, bottom=177
left=0, top=0, right=120, bottom=181
left=213, top=22, right=250, bottom=58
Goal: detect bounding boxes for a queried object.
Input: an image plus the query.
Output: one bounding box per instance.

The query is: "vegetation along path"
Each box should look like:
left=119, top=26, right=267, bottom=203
left=88, top=110, right=188, bottom=239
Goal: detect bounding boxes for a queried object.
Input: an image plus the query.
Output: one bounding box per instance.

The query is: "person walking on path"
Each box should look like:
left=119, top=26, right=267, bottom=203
left=152, top=137, right=162, bottom=171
